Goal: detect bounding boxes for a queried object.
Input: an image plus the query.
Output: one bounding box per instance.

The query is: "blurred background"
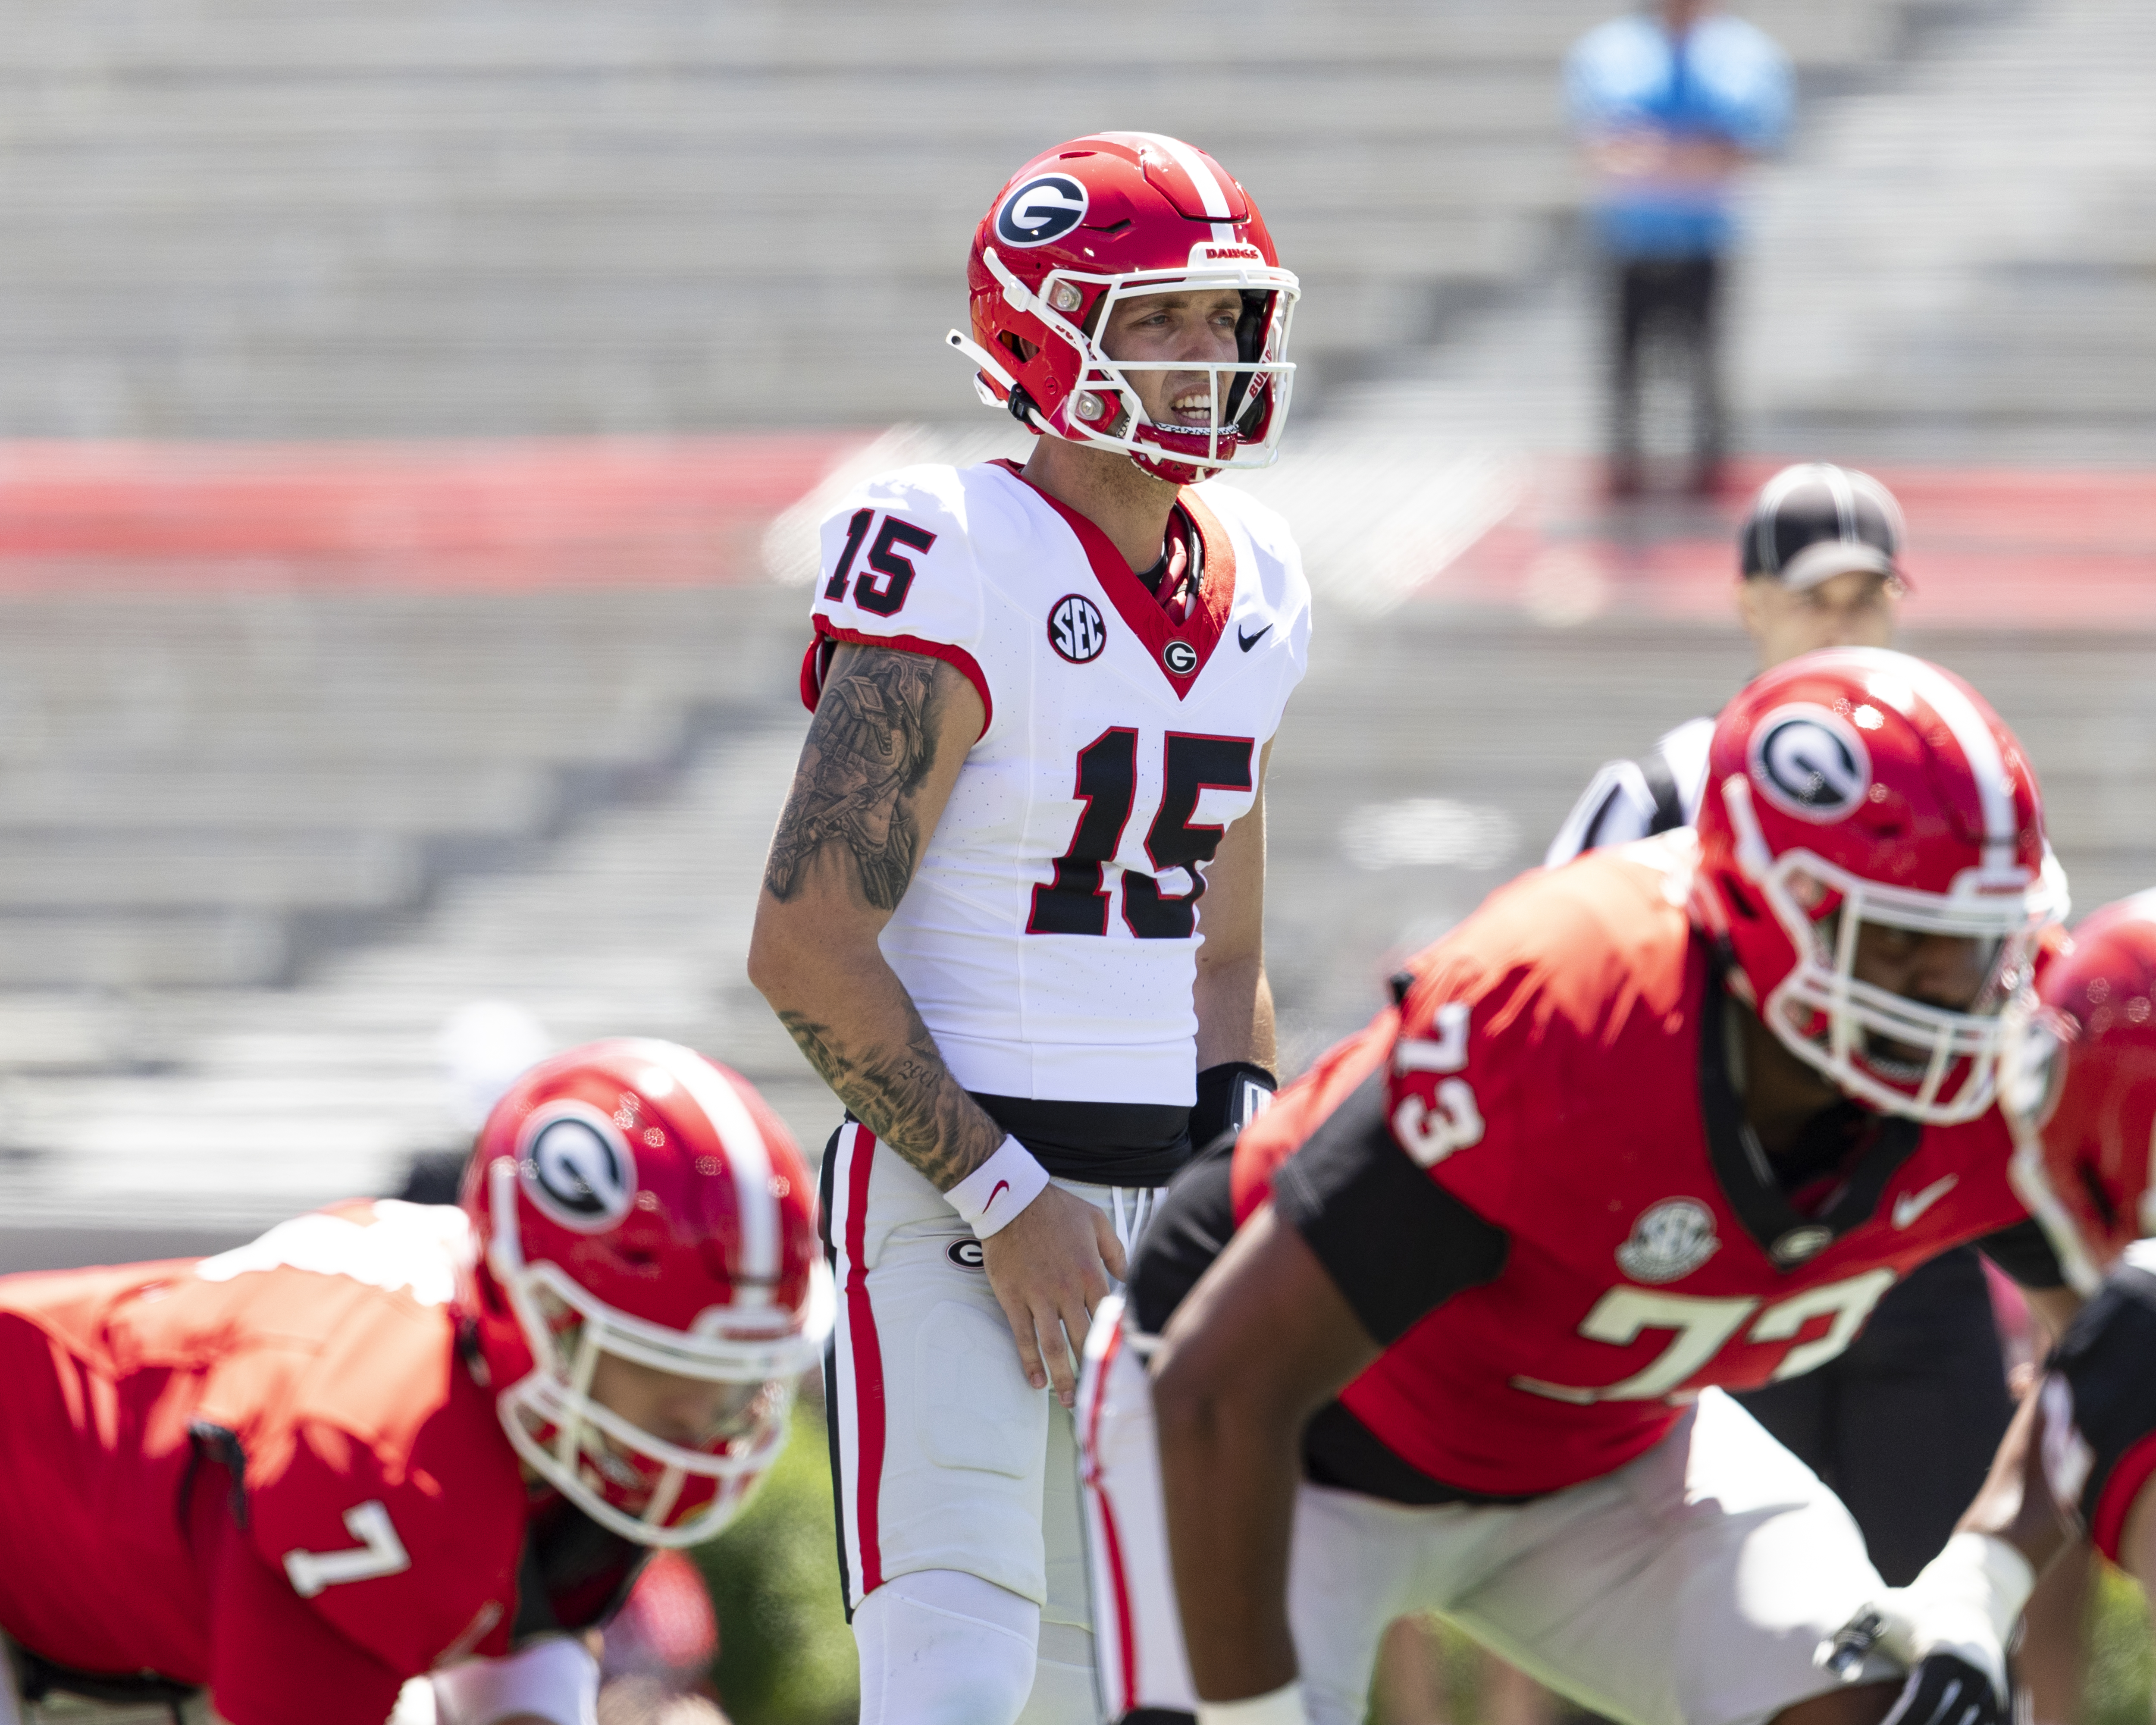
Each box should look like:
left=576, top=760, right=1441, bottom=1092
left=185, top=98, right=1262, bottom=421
left=0, top=1, right=2150, bottom=1719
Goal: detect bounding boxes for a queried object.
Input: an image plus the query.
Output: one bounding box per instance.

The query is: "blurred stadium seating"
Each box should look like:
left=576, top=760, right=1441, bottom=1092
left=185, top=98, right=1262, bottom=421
left=0, top=0, right=2149, bottom=1288
left=0, top=0, right=1978, bottom=433
left=0, top=3, right=2153, bottom=1718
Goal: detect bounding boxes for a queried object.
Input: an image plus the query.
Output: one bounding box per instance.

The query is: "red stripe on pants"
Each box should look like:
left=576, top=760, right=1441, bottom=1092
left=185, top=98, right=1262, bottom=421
left=844, top=1126, right=887, bottom=1594
left=1084, top=1319, right=1139, bottom=1712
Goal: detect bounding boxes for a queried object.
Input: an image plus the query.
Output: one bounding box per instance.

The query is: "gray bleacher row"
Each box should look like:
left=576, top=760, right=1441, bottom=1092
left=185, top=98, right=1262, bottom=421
left=0, top=587, right=804, bottom=992
left=2, top=586, right=2150, bottom=1255
left=0, top=0, right=1943, bottom=435
left=1736, top=0, right=2156, bottom=460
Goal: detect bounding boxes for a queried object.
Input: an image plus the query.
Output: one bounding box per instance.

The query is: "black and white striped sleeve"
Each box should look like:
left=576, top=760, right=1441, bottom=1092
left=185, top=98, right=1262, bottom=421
left=1545, top=714, right=1717, bottom=868
left=1544, top=758, right=1660, bottom=867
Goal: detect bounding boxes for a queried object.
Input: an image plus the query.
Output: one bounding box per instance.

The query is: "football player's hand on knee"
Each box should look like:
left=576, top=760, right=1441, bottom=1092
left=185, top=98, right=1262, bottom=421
left=982, top=1186, right=1126, bottom=1406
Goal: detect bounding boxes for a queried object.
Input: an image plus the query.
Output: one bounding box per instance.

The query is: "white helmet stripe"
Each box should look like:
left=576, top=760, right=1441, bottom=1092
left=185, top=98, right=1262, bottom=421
left=1822, top=462, right=1857, bottom=542
left=1753, top=462, right=1814, bottom=574
left=1858, top=651, right=2019, bottom=862
left=629, top=1039, right=780, bottom=1298
left=1126, top=130, right=1238, bottom=242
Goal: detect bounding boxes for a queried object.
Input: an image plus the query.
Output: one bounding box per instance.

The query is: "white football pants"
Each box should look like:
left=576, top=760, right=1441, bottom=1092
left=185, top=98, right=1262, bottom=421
left=827, top=1122, right=1157, bottom=1725
left=1074, top=1300, right=1902, bottom=1725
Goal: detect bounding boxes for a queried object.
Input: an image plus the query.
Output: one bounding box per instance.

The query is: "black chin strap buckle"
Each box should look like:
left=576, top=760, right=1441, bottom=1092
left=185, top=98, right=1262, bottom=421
left=1007, top=384, right=1040, bottom=428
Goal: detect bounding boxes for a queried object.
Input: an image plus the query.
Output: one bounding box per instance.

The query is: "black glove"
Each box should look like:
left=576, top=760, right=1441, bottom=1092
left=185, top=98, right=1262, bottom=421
left=1879, top=1655, right=2006, bottom=1725
left=1193, top=1062, right=1277, bottom=1149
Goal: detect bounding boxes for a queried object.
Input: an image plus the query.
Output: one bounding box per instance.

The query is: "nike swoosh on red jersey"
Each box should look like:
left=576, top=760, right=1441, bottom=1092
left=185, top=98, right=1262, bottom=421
left=1891, top=1174, right=1958, bottom=1228
left=987, top=1179, right=1011, bottom=1208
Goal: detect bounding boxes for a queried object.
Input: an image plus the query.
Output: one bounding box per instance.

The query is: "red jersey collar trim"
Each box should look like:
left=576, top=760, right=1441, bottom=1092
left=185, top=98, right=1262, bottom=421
left=991, top=459, right=1236, bottom=701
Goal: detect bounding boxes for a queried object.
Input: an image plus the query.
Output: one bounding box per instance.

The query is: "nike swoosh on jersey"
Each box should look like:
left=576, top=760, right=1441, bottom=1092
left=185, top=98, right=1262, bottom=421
left=1237, top=622, right=1272, bottom=652
left=1891, top=1174, right=1958, bottom=1229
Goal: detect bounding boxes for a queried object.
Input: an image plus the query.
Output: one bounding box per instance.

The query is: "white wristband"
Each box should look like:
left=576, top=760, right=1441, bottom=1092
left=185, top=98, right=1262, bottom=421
left=945, top=1135, right=1050, bottom=1239
left=429, top=1636, right=599, bottom=1725
left=1870, top=1530, right=2037, bottom=1703
left=1197, top=1682, right=1310, bottom=1725
left=1924, top=1531, right=2037, bottom=1649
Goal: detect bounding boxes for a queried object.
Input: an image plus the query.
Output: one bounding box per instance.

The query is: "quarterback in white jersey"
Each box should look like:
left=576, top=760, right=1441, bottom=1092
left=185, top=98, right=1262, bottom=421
left=750, top=132, right=1307, bottom=1725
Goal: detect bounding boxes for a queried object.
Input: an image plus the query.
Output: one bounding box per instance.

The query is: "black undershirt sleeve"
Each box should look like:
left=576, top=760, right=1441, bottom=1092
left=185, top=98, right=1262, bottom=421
left=1270, top=1067, right=1510, bottom=1345
left=1978, top=1216, right=2069, bottom=1291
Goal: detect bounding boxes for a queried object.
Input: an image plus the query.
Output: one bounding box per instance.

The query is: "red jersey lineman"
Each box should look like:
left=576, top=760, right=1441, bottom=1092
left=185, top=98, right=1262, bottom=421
left=1075, top=648, right=2076, bottom=1725
left=0, top=1039, right=825, bottom=1725
left=1817, top=893, right=2156, bottom=1707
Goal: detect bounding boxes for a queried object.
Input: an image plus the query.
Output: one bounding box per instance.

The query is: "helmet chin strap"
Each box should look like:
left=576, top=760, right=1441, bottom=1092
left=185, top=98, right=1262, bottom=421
left=945, top=329, right=1025, bottom=410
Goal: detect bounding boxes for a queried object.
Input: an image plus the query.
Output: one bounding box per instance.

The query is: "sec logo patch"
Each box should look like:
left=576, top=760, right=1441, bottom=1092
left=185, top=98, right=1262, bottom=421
left=1048, top=594, right=1106, bottom=664
left=1162, top=639, right=1199, bottom=675
left=1616, top=1198, right=1719, bottom=1284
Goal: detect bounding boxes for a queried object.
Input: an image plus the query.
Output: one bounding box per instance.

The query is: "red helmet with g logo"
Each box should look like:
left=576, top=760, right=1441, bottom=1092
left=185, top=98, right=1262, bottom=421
left=2006, top=894, right=2156, bottom=1294
left=461, top=1039, right=828, bottom=1547
left=947, top=132, right=1298, bottom=486
left=1692, top=647, right=2066, bottom=1123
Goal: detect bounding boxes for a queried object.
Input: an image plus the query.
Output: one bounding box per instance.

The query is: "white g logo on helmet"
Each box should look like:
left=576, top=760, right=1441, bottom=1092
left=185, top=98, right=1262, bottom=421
left=995, top=173, right=1089, bottom=248
left=1749, top=706, right=1872, bottom=822
left=519, top=1102, right=636, bottom=1231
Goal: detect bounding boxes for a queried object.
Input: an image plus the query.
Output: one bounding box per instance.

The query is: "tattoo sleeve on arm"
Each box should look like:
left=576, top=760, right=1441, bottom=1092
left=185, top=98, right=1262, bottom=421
left=775, top=1005, right=990, bottom=1191
left=760, top=645, right=1001, bottom=1191
left=764, top=648, right=943, bottom=911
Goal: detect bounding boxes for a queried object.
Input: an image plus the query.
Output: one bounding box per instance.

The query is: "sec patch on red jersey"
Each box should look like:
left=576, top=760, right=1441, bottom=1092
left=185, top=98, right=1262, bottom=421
left=1616, top=1198, right=1720, bottom=1283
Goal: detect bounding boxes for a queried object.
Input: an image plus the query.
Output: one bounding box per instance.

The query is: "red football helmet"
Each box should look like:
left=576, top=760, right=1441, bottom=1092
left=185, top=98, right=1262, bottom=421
left=2006, top=894, right=2156, bottom=1294
left=946, top=132, right=1299, bottom=485
left=1692, top=647, right=2067, bottom=1123
left=461, top=1039, right=828, bottom=1546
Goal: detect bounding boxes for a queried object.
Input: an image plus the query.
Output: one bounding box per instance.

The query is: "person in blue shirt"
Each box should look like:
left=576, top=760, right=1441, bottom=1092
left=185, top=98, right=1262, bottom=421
left=1566, top=1, right=1792, bottom=494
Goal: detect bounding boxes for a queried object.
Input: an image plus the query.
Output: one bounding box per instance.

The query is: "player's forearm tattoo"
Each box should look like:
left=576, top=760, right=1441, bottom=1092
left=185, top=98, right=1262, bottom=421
left=764, top=648, right=943, bottom=912
left=776, top=1007, right=994, bottom=1190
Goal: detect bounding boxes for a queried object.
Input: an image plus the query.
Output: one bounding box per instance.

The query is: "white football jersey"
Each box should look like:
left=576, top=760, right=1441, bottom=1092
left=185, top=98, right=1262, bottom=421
left=801, top=459, right=1310, bottom=1107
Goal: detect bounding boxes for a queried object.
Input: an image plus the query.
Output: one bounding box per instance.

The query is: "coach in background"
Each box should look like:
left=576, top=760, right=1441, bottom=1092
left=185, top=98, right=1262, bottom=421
left=1566, top=0, right=1790, bottom=496
left=1546, top=460, right=2087, bottom=1722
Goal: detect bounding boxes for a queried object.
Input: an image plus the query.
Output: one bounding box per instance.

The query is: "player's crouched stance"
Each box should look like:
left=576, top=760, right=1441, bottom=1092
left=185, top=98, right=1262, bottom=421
left=1821, top=894, right=2156, bottom=1716
left=1079, top=648, right=2076, bottom=1725
left=0, top=1041, right=827, bottom=1725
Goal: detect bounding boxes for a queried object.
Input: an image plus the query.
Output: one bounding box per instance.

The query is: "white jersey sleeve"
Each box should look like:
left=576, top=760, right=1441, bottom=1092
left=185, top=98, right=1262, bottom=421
left=800, top=464, right=997, bottom=736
